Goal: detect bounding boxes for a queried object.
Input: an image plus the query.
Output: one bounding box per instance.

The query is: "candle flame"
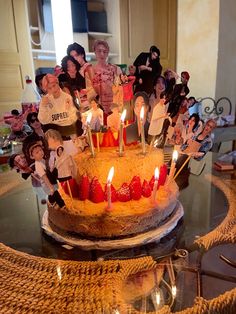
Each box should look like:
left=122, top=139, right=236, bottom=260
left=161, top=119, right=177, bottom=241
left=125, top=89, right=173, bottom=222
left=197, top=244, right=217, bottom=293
left=120, top=109, right=127, bottom=122
left=154, top=167, right=159, bottom=180
left=86, top=112, right=92, bottom=124
left=172, top=150, right=178, bottom=163
left=172, top=285, right=177, bottom=297
left=107, top=166, right=114, bottom=183
left=140, top=106, right=144, bottom=120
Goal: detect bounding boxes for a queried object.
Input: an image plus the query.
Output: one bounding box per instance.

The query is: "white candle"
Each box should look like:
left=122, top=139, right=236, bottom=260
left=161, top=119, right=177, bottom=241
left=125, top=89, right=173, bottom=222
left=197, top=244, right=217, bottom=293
left=86, top=112, right=95, bottom=157
left=151, top=167, right=159, bottom=203
left=140, top=106, right=146, bottom=155
left=119, top=109, right=126, bottom=156
left=168, top=150, right=178, bottom=180
left=106, top=166, right=114, bottom=210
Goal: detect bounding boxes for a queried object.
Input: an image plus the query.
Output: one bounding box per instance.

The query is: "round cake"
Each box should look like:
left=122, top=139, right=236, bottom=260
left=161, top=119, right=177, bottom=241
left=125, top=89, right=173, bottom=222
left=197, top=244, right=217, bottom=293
left=47, top=144, right=179, bottom=239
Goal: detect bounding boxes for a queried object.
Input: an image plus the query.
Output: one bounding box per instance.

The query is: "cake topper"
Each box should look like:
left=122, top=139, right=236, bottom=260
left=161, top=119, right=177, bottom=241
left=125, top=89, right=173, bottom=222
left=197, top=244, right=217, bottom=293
left=27, top=140, right=65, bottom=209
left=45, top=129, right=77, bottom=208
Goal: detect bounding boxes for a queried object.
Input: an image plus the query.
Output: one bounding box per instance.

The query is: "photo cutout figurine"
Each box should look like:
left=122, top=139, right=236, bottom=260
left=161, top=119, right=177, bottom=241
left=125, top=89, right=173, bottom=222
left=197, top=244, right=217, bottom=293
left=125, top=91, right=150, bottom=145
left=107, top=103, right=121, bottom=133
left=27, top=140, right=65, bottom=209
left=38, top=73, right=78, bottom=156
left=4, top=108, right=31, bottom=141
left=120, top=72, right=136, bottom=121
left=112, top=75, right=124, bottom=112
left=45, top=129, right=77, bottom=182
left=148, top=92, right=171, bottom=148
left=45, top=129, right=77, bottom=204
left=82, top=96, right=104, bottom=132
left=8, top=152, right=47, bottom=204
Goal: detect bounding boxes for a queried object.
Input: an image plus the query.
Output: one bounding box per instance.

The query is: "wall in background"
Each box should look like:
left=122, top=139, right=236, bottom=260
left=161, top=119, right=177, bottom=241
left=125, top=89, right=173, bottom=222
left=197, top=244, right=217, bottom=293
left=215, top=0, right=236, bottom=117
left=177, top=0, right=235, bottom=119
left=0, top=0, right=34, bottom=115
left=177, top=0, right=219, bottom=99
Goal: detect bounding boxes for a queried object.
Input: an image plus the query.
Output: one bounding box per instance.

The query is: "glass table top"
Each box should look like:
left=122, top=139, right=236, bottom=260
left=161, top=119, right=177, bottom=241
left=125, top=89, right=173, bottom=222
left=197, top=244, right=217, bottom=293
left=0, top=151, right=235, bottom=312
left=0, top=151, right=232, bottom=259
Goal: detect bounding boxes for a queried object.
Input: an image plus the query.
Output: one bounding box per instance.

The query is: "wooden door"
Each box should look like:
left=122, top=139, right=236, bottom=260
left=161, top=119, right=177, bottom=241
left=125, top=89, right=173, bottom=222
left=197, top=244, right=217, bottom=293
left=119, top=0, right=177, bottom=71
left=0, top=0, right=34, bottom=115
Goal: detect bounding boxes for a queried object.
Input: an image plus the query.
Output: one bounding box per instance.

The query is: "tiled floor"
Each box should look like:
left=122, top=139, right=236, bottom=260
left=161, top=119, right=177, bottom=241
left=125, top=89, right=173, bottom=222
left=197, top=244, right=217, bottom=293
left=0, top=151, right=235, bottom=311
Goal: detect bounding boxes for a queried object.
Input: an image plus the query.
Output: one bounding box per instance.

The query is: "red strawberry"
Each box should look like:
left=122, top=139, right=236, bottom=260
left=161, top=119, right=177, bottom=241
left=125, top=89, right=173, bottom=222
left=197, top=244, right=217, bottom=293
left=89, top=177, right=104, bottom=203
left=104, top=184, right=117, bottom=202
left=149, top=176, right=155, bottom=191
left=142, top=180, right=152, bottom=197
left=69, top=178, right=80, bottom=198
left=129, top=176, right=142, bottom=200
left=78, top=175, right=90, bottom=200
left=62, top=178, right=79, bottom=198
left=158, top=164, right=168, bottom=188
left=116, top=183, right=131, bottom=202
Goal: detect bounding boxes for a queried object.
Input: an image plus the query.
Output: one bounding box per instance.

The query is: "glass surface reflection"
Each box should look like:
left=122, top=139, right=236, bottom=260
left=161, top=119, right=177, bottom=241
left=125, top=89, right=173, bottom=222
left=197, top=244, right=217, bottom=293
left=121, top=258, right=185, bottom=312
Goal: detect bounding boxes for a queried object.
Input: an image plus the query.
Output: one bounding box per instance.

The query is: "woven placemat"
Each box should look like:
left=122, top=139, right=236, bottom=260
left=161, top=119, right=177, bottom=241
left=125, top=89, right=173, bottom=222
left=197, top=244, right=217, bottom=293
left=0, top=243, right=157, bottom=313
left=194, top=175, right=236, bottom=251
left=0, top=242, right=235, bottom=313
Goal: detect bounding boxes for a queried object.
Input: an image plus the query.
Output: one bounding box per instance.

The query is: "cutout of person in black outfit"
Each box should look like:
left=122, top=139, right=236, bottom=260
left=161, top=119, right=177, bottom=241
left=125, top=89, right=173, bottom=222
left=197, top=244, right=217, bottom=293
left=133, top=46, right=162, bottom=95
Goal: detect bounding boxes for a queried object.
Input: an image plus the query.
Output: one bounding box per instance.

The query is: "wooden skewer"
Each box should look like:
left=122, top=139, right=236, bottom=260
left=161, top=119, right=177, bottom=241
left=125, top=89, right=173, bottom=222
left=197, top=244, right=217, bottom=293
left=173, top=155, right=191, bottom=180
left=66, top=180, right=74, bottom=210
left=96, top=132, right=100, bottom=152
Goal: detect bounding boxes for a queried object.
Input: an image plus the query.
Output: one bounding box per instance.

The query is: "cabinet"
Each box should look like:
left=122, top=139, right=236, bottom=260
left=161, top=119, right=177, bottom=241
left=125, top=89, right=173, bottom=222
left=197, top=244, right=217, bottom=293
left=28, top=0, right=120, bottom=71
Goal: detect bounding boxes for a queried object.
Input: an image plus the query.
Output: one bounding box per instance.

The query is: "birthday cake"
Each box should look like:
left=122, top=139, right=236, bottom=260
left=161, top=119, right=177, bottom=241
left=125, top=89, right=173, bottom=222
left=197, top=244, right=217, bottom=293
left=47, top=144, right=179, bottom=239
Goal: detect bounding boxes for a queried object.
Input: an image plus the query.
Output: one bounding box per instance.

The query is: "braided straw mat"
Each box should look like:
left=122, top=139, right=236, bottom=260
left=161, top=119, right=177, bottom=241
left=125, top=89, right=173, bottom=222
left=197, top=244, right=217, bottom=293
left=0, top=175, right=235, bottom=313
left=195, top=175, right=236, bottom=251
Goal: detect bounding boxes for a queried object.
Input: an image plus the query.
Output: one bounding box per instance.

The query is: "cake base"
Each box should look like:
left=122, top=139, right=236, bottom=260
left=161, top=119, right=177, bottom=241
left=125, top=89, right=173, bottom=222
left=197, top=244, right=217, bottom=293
left=42, top=201, right=184, bottom=251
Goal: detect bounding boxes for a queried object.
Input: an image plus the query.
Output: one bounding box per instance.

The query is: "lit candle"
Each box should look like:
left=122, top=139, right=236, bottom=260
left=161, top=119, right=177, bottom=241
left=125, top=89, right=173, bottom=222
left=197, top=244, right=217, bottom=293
left=106, top=166, right=114, bottom=210
left=140, top=106, right=146, bottom=155
left=167, top=150, right=178, bottom=183
left=119, top=109, right=126, bottom=156
left=151, top=167, right=159, bottom=203
left=86, top=112, right=95, bottom=157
